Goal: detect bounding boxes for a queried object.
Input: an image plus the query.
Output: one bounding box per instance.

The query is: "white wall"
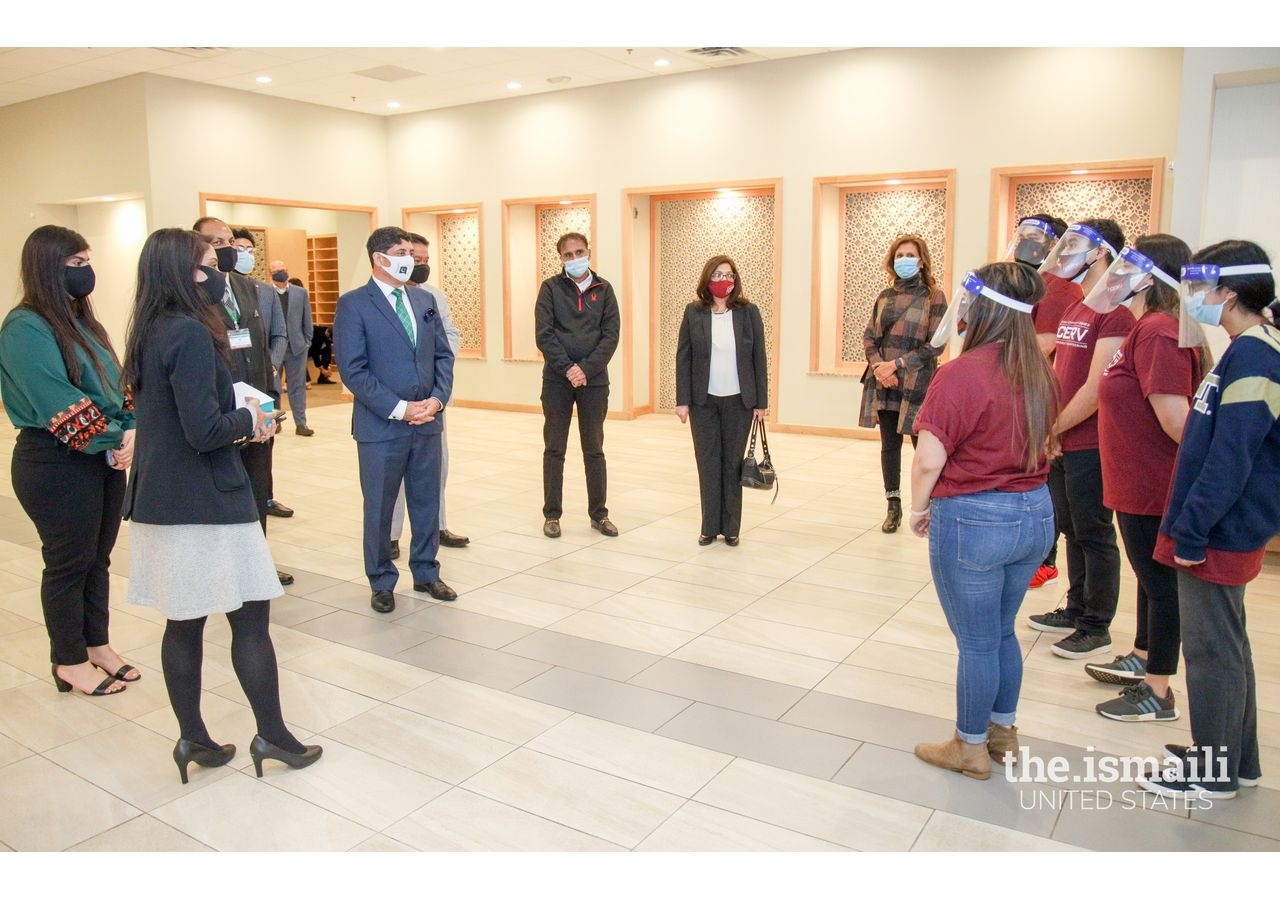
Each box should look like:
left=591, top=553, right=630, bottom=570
left=75, top=198, right=148, bottom=351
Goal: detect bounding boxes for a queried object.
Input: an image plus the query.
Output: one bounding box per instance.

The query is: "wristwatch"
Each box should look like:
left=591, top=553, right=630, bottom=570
left=895, top=357, right=905, bottom=370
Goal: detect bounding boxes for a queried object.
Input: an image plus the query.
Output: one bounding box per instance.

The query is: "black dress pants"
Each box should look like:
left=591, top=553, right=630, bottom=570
left=1047, top=449, right=1120, bottom=635
left=240, top=438, right=273, bottom=532
left=11, top=429, right=125, bottom=665
left=877, top=408, right=917, bottom=497
left=1116, top=511, right=1181, bottom=675
left=689, top=394, right=754, bottom=539
left=541, top=379, right=609, bottom=521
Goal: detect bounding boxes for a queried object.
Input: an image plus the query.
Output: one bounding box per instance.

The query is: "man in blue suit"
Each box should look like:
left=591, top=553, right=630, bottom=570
left=334, top=226, right=457, bottom=613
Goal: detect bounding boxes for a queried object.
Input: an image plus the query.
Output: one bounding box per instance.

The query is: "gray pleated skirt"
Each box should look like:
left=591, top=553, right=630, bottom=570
left=127, top=522, right=284, bottom=620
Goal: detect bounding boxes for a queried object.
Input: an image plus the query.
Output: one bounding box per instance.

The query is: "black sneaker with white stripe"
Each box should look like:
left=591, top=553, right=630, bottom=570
left=1095, top=682, right=1178, bottom=721
left=1085, top=651, right=1146, bottom=685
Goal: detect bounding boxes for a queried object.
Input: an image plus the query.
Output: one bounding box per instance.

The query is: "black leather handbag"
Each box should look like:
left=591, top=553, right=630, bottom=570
left=740, top=419, right=779, bottom=502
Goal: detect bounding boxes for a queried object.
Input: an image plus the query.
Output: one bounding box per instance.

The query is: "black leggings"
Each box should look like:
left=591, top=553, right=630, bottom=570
left=877, top=408, right=918, bottom=497
left=1116, top=511, right=1181, bottom=675
left=161, top=600, right=303, bottom=752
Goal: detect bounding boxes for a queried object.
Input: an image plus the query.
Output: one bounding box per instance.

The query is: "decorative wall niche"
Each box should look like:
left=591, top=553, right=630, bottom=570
left=403, top=203, right=485, bottom=358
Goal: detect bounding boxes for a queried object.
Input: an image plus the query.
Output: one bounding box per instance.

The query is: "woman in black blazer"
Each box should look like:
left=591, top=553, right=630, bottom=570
left=122, top=228, right=320, bottom=784
left=675, top=255, right=768, bottom=546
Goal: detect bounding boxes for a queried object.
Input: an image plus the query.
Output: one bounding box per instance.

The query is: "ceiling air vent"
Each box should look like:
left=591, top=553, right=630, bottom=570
left=686, top=47, right=750, bottom=58
left=353, top=65, right=425, bottom=83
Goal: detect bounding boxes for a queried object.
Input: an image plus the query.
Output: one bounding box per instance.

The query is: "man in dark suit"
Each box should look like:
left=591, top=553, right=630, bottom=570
left=268, top=258, right=315, bottom=437
left=333, top=226, right=456, bottom=613
left=195, top=217, right=294, bottom=586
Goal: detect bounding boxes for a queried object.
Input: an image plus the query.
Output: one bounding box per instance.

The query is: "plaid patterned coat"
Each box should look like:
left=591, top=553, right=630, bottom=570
left=858, top=283, right=949, bottom=433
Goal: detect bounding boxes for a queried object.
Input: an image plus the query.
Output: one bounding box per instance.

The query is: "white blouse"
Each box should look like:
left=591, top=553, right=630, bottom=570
left=707, top=310, right=741, bottom=397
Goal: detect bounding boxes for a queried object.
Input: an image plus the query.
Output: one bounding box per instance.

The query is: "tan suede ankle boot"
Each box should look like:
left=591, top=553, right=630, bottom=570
left=914, top=733, right=992, bottom=780
left=987, top=723, right=1019, bottom=764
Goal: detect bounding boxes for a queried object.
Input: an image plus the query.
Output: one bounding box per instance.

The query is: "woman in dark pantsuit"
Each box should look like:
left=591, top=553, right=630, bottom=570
left=674, top=255, right=768, bottom=546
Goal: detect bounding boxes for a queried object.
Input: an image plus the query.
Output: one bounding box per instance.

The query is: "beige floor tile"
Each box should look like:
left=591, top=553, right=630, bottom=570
left=709, top=615, right=864, bottom=662
left=0, top=755, right=139, bottom=850
left=763, top=580, right=905, bottom=621
left=814, top=664, right=957, bottom=720
left=455, top=587, right=580, bottom=627
left=265, top=736, right=450, bottom=830
left=672, top=635, right=838, bottom=689
left=527, top=714, right=732, bottom=797
left=845, top=641, right=957, bottom=683
left=656, top=563, right=784, bottom=598
left=526, top=558, right=648, bottom=593
left=548, top=610, right=697, bottom=656
left=462, top=748, right=685, bottom=848
left=622, top=577, right=757, bottom=614
left=321, top=703, right=514, bottom=784
left=211, top=668, right=378, bottom=734
left=0, top=681, right=125, bottom=752
left=0, top=659, right=35, bottom=691
left=0, top=608, right=36, bottom=637
left=0, top=587, right=43, bottom=628
left=392, top=674, right=571, bottom=744
left=694, top=758, right=930, bottom=851
left=281, top=643, right=438, bottom=701
left=741, top=595, right=888, bottom=638
left=386, top=787, right=622, bottom=851
left=590, top=592, right=732, bottom=633
left=564, top=546, right=675, bottom=577
left=636, top=800, right=849, bottom=851
left=350, top=833, right=418, bottom=851
left=0, top=730, right=32, bottom=767
left=150, top=770, right=371, bottom=851
left=912, top=810, right=1087, bottom=851
left=69, top=813, right=212, bottom=851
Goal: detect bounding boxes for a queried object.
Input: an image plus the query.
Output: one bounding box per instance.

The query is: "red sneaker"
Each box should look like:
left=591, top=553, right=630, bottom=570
left=1028, top=565, right=1059, bottom=589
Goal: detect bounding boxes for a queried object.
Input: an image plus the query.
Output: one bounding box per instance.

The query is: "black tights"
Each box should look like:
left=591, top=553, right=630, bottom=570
left=161, top=600, right=303, bottom=752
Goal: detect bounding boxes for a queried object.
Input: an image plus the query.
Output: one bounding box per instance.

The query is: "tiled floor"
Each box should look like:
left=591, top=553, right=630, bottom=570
left=1, top=403, right=1278, bottom=852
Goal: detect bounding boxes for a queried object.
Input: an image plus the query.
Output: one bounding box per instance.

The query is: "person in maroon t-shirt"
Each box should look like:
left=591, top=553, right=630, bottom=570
left=1027, top=218, right=1132, bottom=661
left=1091, top=235, right=1203, bottom=724
left=908, top=262, right=1058, bottom=781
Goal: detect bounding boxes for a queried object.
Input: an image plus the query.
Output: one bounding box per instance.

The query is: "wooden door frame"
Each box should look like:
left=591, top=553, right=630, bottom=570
left=402, top=203, right=486, bottom=359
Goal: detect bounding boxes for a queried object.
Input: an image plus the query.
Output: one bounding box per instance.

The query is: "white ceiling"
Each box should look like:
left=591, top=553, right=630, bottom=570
left=0, top=47, right=839, bottom=116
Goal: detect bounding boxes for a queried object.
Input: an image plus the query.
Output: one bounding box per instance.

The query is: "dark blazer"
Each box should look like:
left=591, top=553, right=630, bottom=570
left=675, top=301, right=768, bottom=410
left=272, top=282, right=313, bottom=356
left=122, top=313, right=258, bottom=525
left=219, top=272, right=280, bottom=401
left=332, top=278, right=454, bottom=443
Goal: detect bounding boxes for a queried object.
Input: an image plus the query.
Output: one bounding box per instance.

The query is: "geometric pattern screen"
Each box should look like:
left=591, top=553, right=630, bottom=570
left=654, top=193, right=776, bottom=411
left=439, top=212, right=482, bottom=353
left=839, top=186, right=949, bottom=365
left=538, top=204, right=594, bottom=283
left=1013, top=177, right=1154, bottom=247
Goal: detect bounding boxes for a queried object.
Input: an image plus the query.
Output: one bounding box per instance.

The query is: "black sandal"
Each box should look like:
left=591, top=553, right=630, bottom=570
left=53, top=665, right=126, bottom=696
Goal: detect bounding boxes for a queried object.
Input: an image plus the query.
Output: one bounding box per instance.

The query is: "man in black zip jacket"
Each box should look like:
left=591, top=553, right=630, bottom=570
left=535, top=232, right=621, bottom=539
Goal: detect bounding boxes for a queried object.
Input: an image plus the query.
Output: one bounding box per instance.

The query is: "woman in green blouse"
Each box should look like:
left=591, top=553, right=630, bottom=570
left=0, top=225, right=138, bottom=696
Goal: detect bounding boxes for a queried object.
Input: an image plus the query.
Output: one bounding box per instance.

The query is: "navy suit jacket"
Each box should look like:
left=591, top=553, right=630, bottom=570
left=333, top=278, right=455, bottom=443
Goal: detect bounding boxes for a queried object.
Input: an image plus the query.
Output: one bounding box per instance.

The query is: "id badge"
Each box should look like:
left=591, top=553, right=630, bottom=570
left=228, top=328, right=253, bottom=350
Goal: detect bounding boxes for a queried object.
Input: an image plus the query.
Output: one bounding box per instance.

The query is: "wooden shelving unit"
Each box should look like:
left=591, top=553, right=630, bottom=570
left=306, top=234, right=339, bottom=326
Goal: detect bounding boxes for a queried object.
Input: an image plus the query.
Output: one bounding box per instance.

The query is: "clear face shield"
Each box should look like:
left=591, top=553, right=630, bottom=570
left=1082, top=246, right=1176, bottom=314
left=1005, top=218, right=1059, bottom=268
left=930, top=271, right=1035, bottom=348
left=1039, top=223, right=1116, bottom=282
left=1178, top=262, right=1276, bottom=348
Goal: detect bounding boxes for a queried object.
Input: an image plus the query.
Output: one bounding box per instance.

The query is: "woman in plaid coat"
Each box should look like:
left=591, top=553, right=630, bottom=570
left=859, top=234, right=949, bottom=532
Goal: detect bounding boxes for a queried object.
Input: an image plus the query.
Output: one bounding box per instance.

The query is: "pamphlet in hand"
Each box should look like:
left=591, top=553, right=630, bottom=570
left=232, top=381, right=276, bottom=414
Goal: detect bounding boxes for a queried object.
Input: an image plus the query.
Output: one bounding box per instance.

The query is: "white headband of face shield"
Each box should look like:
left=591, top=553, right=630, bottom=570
left=963, top=272, right=1034, bottom=314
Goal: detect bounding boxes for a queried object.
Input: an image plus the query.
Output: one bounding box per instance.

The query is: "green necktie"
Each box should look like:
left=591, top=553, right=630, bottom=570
left=392, top=288, right=416, bottom=347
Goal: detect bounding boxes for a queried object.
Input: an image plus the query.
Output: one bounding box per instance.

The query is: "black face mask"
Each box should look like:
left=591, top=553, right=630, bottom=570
left=197, top=266, right=227, bottom=305
left=1013, top=238, right=1050, bottom=267
left=411, top=263, right=430, bottom=284
left=271, top=270, right=289, bottom=284
left=213, top=245, right=237, bottom=274
left=65, top=264, right=96, bottom=299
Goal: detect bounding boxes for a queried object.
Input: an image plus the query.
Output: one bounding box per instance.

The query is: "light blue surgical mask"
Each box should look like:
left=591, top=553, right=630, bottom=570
left=893, top=257, right=920, bottom=279
left=234, top=249, right=255, bottom=275
left=564, top=256, right=590, bottom=279
left=1184, top=289, right=1223, bottom=328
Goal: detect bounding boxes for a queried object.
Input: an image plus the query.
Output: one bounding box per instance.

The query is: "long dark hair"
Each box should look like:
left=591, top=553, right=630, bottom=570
left=122, top=229, right=229, bottom=391
left=1192, top=239, right=1278, bottom=326
left=694, top=255, right=749, bottom=310
left=1134, top=233, right=1211, bottom=373
left=960, top=262, right=1059, bottom=471
left=17, top=225, right=118, bottom=388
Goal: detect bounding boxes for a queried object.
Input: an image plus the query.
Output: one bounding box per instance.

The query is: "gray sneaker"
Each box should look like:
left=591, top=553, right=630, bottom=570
left=1051, top=628, right=1112, bottom=659
left=1085, top=651, right=1147, bottom=685
left=1028, top=607, right=1075, bottom=634
left=1097, top=682, right=1178, bottom=722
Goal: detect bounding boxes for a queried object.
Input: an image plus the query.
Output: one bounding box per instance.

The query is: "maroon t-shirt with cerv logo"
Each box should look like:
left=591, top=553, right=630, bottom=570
left=1053, top=300, right=1135, bottom=452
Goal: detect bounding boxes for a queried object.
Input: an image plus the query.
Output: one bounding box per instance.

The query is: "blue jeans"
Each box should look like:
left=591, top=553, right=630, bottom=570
left=929, top=486, right=1055, bottom=743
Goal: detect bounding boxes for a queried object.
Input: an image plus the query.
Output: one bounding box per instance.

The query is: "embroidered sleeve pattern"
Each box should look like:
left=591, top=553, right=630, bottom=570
left=123, top=389, right=135, bottom=412
left=46, top=397, right=109, bottom=451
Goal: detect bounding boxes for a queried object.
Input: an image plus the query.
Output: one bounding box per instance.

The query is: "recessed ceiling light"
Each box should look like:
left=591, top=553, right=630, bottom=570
left=885, top=179, right=902, bottom=185
left=101, top=196, right=116, bottom=202
left=654, top=58, right=670, bottom=68
left=255, top=75, right=272, bottom=84
left=452, top=208, right=467, bottom=214
left=559, top=199, right=573, bottom=205
left=547, top=75, right=571, bottom=85
left=717, top=188, right=736, bottom=194
left=387, top=101, right=401, bottom=109
left=507, top=81, right=522, bottom=90
left=1070, top=169, right=1089, bottom=175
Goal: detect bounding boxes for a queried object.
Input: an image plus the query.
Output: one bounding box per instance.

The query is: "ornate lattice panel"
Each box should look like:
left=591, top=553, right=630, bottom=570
left=654, top=193, right=776, bottom=411
left=239, top=226, right=268, bottom=282
left=537, top=204, right=593, bottom=282
left=439, top=212, right=482, bottom=353
left=840, top=187, right=949, bottom=364
left=1013, top=178, right=1153, bottom=249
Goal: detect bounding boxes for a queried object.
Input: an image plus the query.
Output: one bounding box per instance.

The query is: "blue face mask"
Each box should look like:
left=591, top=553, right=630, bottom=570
left=234, top=249, right=255, bottom=275
left=564, top=256, right=590, bottom=279
left=1184, top=289, right=1224, bottom=328
left=893, top=257, right=920, bottom=279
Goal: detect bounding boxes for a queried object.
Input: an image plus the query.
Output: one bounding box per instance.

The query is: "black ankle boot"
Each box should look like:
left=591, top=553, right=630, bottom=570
left=882, top=498, right=903, bottom=533
left=173, top=738, right=235, bottom=785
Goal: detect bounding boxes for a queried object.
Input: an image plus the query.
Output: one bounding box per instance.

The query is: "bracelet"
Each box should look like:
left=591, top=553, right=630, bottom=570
left=908, top=507, right=930, bottom=517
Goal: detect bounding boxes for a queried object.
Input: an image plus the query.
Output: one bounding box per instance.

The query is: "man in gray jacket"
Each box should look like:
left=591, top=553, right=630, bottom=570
left=268, top=258, right=315, bottom=436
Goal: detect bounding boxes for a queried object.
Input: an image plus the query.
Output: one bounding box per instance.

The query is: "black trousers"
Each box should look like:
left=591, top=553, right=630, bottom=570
left=240, top=438, right=273, bottom=532
left=11, top=429, right=125, bottom=665
left=542, top=379, right=608, bottom=521
left=1116, top=511, right=1181, bottom=675
left=689, top=394, right=754, bottom=539
left=877, top=408, right=917, bottom=497
left=1047, top=449, right=1120, bottom=635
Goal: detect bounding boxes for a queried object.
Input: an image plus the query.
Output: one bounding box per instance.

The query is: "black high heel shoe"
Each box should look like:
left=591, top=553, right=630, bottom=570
left=249, top=734, right=322, bottom=778
left=173, top=738, right=236, bottom=785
